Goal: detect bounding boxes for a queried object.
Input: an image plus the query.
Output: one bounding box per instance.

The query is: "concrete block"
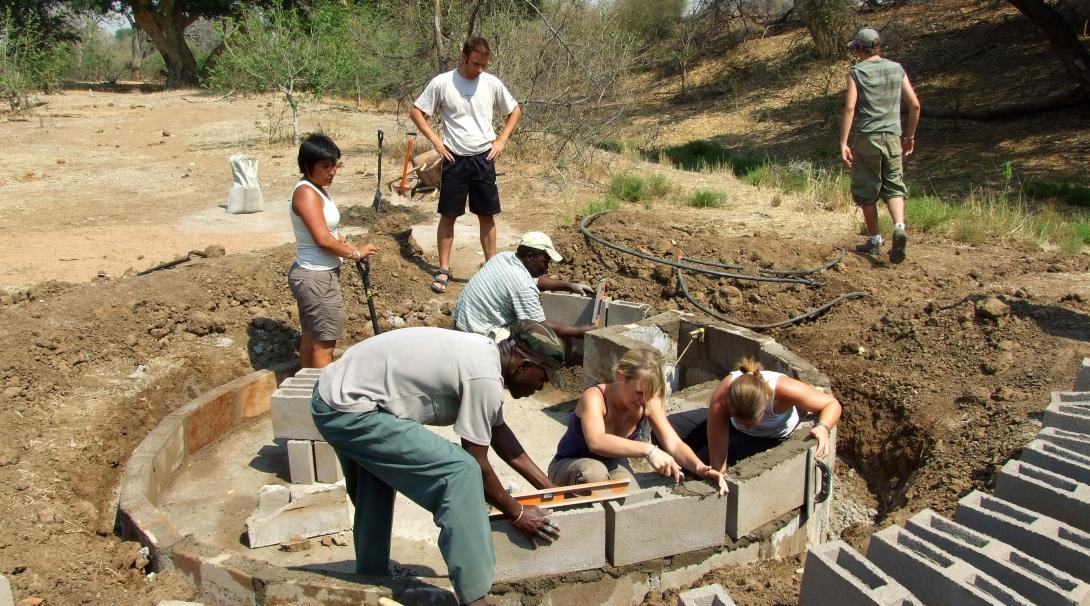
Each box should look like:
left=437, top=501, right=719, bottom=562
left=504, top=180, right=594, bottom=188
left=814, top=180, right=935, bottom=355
left=1044, top=392, right=1090, bottom=434
left=539, top=292, right=651, bottom=328
left=726, top=438, right=809, bottom=539
left=491, top=502, right=606, bottom=582
left=799, top=540, right=921, bottom=606
left=313, top=440, right=343, bottom=484
left=583, top=321, right=676, bottom=386
left=180, top=385, right=238, bottom=455
left=287, top=439, right=316, bottom=485
left=294, top=367, right=323, bottom=378
left=1, top=574, right=13, bottom=606
left=279, top=376, right=317, bottom=390
left=540, top=292, right=595, bottom=326
left=956, top=491, right=1090, bottom=581
left=245, top=482, right=352, bottom=548
left=906, top=509, right=1089, bottom=606
left=148, top=416, right=186, bottom=505
left=234, top=369, right=277, bottom=418
left=605, top=482, right=726, bottom=566
left=1076, top=358, right=1090, bottom=391
left=866, top=524, right=1033, bottom=606
left=677, top=583, right=736, bottom=606
left=199, top=554, right=256, bottom=606
left=1021, top=439, right=1090, bottom=485
left=1038, top=427, right=1090, bottom=458
left=271, top=388, right=322, bottom=441
left=996, top=459, right=1090, bottom=533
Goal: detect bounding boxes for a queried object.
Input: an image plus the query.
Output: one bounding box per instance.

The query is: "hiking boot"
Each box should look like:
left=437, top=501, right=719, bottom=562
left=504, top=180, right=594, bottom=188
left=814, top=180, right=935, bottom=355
left=890, top=226, right=908, bottom=264
left=855, top=239, right=882, bottom=256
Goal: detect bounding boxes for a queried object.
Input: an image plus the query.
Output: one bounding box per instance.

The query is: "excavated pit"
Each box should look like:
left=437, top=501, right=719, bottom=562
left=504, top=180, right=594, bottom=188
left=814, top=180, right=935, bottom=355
left=119, top=310, right=838, bottom=605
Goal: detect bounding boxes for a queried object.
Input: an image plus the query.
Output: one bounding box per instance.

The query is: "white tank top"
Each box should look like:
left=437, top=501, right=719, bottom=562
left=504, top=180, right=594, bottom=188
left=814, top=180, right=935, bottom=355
left=291, top=180, right=341, bottom=271
left=729, top=370, right=799, bottom=439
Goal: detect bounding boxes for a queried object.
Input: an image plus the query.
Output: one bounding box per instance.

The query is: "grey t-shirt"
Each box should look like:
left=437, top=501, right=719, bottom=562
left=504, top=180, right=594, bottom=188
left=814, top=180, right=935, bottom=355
left=317, top=327, right=506, bottom=445
left=850, top=58, right=906, bottom=136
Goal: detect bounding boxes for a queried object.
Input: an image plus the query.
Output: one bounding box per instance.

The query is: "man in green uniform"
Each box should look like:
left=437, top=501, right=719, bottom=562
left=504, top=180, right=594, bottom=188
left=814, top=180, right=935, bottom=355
left=311, top=322, right=565, bottom=605
left=840, top=27, right=921, bottom=264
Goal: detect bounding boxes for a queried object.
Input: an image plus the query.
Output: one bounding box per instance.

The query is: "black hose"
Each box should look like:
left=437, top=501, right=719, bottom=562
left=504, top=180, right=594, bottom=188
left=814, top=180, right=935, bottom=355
left=682, top=250, right=847, bottom=277
left=677, top=268, right=868, bottom=330
left=579, top=212, right=822, bottom=287
left=577, top=210, right=867, bottom=330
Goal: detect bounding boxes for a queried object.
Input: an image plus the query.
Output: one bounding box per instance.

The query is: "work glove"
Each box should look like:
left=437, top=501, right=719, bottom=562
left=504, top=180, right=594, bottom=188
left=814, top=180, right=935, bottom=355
left=646, top=445, right=682, bottom=483
left=569, top=282, right=595, bottom=297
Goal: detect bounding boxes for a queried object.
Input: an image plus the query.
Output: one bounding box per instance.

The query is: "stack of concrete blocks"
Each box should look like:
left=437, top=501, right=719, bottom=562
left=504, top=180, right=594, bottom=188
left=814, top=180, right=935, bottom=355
left=799, top=540, right=920, bottom=605
left=677, top=583, right=737, bottom=606
left=270, top=369, right=344, bottom=485
left=798, top=368, right=1090, bottom=606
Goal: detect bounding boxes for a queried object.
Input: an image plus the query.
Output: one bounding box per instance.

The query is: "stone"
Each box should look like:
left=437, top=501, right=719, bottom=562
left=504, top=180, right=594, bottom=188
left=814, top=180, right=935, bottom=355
left=677, top=583, right=736, bottom=606
left=245, top=482, right=352, bottom=548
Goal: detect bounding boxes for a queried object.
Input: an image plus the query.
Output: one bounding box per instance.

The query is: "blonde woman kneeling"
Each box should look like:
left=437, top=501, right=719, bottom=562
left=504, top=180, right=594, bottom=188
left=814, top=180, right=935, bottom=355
left=548, top=346, right=724, bottom=492
left=668, top=357, right=841, bottom=495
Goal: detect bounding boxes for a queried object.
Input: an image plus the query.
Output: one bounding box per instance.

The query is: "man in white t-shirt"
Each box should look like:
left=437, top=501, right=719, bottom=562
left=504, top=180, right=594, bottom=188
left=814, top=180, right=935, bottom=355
left=410, top=37, right=522, bottom=295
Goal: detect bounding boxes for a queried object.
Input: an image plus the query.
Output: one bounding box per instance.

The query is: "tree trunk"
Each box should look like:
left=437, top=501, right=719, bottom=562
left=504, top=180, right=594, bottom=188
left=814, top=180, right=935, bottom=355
left=1008, top=0, right=1090, bottom=101
left=132, top=0, right=199, bottom=88
left=795, top=0, right=855, bottom=59
left=432, top=0, right=445, bottom=72
left=126, top=15, right=143, bottom=81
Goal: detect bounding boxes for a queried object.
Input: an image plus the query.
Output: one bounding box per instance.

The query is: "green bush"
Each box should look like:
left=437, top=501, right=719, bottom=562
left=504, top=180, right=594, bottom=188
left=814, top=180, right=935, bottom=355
left=655, top=139, right=763, bottom=175
left=688, top=189, right=727, bottom=208
left=606, top=173, right=672, bottom=203
left=1025, top=180, right=1090, bottom=207
left=1, top=10, right=70, bottom=111
left=577, top=197, right=621, bottom=216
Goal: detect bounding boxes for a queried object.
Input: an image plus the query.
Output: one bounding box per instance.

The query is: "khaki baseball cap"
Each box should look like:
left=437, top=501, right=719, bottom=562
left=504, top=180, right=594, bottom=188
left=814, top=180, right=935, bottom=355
left=848, top=28, right=880, bottom=49
left=509, top=321, right=565, bottom=378
left=519, top=231, right=563, bottom=262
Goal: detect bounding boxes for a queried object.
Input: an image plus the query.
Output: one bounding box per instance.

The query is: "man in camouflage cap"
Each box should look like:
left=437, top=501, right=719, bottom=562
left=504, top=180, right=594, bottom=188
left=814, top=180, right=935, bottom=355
left=311, top=322, right=565, bottom=606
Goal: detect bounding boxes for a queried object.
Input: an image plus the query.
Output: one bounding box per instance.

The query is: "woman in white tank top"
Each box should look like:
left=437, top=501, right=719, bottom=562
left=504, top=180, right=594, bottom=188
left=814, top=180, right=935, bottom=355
left=667, top=356, right=841, bottom=497
left=287, top=135, right=378, bottom=368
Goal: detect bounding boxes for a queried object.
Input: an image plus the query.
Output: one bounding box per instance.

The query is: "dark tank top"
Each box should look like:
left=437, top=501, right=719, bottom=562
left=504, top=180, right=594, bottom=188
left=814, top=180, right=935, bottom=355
left=554, top=385, right=648, bottom=460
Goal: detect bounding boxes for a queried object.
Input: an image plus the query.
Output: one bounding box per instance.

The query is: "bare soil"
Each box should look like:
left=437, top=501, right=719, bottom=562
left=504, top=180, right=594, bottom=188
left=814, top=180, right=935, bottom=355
left=1, top=4, right=1088, bottom=605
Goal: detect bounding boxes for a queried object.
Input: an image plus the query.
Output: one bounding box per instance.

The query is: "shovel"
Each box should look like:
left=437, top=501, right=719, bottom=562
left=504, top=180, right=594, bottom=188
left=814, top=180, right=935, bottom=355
left=372, top=129, right=383, bottom=212
left=355, top=258, right=381, bottom=336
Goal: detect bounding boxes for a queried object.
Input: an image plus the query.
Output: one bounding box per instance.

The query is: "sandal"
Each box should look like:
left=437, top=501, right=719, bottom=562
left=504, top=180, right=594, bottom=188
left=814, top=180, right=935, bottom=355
left=431, top=268, right=452, bottom=294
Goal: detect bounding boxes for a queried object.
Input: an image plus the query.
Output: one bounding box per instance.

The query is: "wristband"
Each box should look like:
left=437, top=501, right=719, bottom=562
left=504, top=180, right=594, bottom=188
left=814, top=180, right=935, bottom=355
left=512, top=505, right=524, bottom=524
left=815, top=421, right=830, bottom=432
left=645, top=445, right=659, bottom=460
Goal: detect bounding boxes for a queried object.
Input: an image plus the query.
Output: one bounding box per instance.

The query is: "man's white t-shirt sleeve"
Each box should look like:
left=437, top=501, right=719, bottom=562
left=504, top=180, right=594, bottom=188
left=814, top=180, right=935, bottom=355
left=493, top=78, right=518, bottom=116
left=454, top=377, right=506, bottom=446
left=413, top=75, right=444, bottom=115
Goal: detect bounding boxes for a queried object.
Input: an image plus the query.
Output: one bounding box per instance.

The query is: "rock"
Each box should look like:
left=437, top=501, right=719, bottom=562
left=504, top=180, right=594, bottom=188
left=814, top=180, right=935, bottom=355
left=17, top=598, right=43, bottom=606
left=203, top=244, right=225, bottom=258
left=279, top=537, right=312, bottom=552
left=992, top=386, right=1017, bottom=402
left=2, top=386, right=21, bottom=399
left=331, top=532, right=348, bottom=546
left=320, top=536, right=334, bottom=547
left=185, top=311, right=224, bottom=336
left=975, top=296, right=1009, bottom=322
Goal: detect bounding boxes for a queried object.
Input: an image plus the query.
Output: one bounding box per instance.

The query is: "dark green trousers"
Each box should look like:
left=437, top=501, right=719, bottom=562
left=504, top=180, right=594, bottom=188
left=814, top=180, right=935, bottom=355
left=311, top=391, right=494, bottom=604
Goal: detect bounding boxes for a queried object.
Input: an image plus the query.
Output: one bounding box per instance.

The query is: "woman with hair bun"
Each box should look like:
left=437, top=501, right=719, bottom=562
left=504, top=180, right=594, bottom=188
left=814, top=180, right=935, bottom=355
left=668, top=357, right=841, bottom=495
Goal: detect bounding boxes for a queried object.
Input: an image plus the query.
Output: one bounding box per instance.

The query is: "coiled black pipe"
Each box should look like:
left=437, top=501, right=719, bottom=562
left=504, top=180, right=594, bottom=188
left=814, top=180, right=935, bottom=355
left=578, top=210, right=868, bottom=329
left=578, top=212, right=822, bottom=287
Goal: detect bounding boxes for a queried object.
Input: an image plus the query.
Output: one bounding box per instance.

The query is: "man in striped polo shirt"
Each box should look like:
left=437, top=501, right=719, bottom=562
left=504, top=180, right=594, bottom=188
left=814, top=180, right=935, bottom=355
left=454, top=232, right=594, bottom=343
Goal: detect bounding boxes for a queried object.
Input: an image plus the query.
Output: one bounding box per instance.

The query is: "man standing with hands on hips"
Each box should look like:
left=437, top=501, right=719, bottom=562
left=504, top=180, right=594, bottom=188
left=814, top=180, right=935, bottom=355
left=411, top=36, right=522, bottom=294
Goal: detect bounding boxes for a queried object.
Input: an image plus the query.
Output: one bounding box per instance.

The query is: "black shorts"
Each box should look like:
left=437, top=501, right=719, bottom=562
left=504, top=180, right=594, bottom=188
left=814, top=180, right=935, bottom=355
left=437, top=151, right=501, bottom=217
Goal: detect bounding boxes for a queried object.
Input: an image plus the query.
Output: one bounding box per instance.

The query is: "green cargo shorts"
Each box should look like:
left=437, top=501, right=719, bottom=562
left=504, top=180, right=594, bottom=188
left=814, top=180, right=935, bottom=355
left=850, top=132, right=907, bottom=206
